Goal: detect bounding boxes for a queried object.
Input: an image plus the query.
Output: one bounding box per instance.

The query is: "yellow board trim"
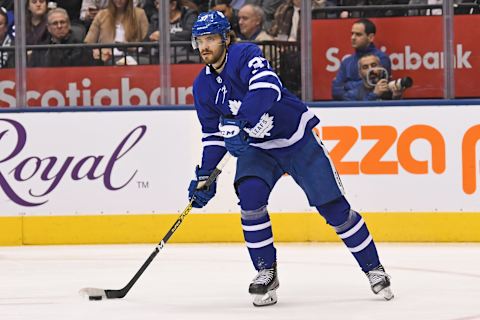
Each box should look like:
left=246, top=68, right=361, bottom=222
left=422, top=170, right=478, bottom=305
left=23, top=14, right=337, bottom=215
left=0, top=217, right=23, bottom=246
left=1, top=212, right=479, bottom=245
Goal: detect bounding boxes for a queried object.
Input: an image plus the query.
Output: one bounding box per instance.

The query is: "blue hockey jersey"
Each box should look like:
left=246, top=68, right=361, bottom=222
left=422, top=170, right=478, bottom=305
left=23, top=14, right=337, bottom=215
left=193, top=42, right=319, bottom=171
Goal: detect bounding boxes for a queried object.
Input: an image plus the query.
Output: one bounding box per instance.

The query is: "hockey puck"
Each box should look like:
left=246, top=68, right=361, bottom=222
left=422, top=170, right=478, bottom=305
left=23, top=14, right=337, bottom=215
left=89, top=296, right=103, bottom=301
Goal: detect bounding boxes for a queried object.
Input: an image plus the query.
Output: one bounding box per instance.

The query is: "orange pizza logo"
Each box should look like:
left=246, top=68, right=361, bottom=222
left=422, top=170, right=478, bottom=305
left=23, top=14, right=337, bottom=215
left=318, top=124, right=480, bottom=195
left=462, top=125, right=480, bottom=194
left=321, top=125, right=446, bottom=175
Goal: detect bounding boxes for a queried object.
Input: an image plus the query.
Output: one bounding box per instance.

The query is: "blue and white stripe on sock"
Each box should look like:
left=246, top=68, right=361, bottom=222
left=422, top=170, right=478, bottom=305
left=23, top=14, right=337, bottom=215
left=241, top=205, right=276, bottom=270
left=334, top=210, right=380, bottom=272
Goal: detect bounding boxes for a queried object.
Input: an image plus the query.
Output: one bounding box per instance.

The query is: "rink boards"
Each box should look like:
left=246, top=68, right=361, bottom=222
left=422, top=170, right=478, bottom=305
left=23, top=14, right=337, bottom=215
left=0, top=105, right=479, bottom=245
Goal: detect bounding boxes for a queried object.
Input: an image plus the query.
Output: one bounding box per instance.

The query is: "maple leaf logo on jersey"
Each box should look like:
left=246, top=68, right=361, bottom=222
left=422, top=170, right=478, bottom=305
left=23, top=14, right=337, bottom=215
left=228, top=100, right=241, bottom=115
left=245, top=113, right=274, bottom=139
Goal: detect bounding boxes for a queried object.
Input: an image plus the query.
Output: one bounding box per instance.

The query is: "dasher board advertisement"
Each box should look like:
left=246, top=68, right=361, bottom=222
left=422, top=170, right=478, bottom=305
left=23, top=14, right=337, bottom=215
left=0, top=105, right=479, bottom=216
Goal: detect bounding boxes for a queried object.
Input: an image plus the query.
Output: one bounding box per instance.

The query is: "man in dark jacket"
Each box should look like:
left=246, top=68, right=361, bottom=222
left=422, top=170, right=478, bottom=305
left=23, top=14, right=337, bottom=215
left=29, top=7, right=93, bottom=67
left=353, top=53, right=405, bottom=100
left=331, top=18, right=391, bottom=101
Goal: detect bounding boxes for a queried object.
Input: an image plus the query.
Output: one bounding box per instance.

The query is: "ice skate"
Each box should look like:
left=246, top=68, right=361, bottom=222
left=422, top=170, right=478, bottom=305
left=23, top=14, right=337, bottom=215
left=366, top=264, right=394, bottom=301
left=249, top=262, right=279, bottom=307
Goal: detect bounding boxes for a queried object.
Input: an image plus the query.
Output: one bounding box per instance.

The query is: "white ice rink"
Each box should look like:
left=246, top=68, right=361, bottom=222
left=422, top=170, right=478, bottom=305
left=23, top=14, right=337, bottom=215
left=1, top=243, right=479, bottom=320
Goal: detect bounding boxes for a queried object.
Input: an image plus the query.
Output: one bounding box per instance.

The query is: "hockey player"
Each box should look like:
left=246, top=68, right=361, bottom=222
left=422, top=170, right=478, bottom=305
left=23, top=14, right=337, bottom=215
left=187, top=11, right=394, bottom=307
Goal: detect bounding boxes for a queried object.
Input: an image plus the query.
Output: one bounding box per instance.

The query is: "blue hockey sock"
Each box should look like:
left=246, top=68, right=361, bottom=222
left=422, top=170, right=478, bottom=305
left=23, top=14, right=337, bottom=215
left=317, top=197, right=381, bottom=273
left=238, top=177, right=276, bottom=270
left=241, top=208, right=276, bottom=270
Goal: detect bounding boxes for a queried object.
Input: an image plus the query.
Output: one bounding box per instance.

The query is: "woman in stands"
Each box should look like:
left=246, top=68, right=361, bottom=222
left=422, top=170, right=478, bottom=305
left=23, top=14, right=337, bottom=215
left=84, top=0, right=148, bottom=65
left=26, top=0, right=49, bottom=45
left=80, top=0, right=143, bottom=30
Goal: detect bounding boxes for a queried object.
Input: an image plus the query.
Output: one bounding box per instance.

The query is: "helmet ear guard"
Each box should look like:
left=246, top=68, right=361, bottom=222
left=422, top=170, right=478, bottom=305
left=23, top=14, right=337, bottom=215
left=191, top=10, right=231, bottom=50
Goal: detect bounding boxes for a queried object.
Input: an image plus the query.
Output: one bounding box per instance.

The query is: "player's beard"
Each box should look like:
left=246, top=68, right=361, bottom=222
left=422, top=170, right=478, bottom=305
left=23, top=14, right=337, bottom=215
left=201, top=46, right=225, bottom=66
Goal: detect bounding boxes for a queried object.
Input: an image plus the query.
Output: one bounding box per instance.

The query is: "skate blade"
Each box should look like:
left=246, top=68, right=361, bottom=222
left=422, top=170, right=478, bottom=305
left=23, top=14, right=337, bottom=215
left=379, top=287, right=394, bottom=301
left=253, top=290, right=277, bottom=307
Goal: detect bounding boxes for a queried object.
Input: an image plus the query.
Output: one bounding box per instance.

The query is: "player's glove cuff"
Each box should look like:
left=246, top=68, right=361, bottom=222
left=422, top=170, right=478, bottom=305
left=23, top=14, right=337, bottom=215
left=219, top=117, right=250, bottom=157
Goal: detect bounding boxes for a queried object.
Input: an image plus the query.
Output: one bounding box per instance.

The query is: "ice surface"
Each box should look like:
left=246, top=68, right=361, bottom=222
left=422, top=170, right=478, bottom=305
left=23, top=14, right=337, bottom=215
left=1, top=243, right=480, bottom=320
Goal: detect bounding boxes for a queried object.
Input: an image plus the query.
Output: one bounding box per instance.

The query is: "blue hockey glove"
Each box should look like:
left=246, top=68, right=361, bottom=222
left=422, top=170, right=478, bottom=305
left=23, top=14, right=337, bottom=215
left=188, top=166, right=217, bottom=208
left=219, top=117, right=250, bottom=157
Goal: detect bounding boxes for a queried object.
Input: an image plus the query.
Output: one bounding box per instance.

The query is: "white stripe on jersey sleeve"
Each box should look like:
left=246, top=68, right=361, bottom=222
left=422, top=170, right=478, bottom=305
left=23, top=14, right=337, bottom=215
left=248, top=70, right=282, bottom=86
left=249, top=82, right=282, bottom=101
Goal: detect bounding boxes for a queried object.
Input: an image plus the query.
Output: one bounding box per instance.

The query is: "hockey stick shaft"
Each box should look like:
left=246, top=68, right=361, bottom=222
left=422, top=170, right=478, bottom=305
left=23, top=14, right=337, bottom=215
left=104, top=153, right=232, bottom=299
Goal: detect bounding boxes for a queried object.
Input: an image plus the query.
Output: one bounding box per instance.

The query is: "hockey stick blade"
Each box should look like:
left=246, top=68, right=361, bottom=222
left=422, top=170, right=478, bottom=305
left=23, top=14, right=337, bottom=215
left=79, top=287, right=128, bottom=300
left=79, top=153, right=232, bottom=301
left=79, top=287, right=108, bottom=300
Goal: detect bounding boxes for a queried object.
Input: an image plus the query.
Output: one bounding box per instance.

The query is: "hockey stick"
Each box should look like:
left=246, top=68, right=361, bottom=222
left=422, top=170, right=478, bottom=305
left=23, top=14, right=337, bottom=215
left=79, top=153, right=232, bottom=301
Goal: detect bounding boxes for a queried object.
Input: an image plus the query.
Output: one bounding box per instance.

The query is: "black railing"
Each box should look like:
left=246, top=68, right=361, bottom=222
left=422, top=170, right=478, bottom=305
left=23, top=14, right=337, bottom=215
left=312, top=3, right=480, bottom=18
left=0, top=40, right=302, bottom=96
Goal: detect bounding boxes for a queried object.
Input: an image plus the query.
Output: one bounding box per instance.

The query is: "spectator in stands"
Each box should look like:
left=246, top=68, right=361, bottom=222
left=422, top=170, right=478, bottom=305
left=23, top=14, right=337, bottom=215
left=243, top=0, right=283, bottom=30
left=81, top=0, right=105, bottom=26
left=146, top=0, right=198, bottom=42
left=331, top=18, right=391, bottom=101
left=141, top=0, right=157, bottom=21
left=210, top=0, right=240, bottom=35
left=26, top=0, right=50, bottom=45
left=29, top=8, right=94, bottom=67
left=269, top=0, right=338, bottom=40
left=84, top=0, right=148, bottom=65
left=80, top=0, right=142, bottom=30
left=237, top=4, right=279, bottom=86
left=237, top=4, right=272, bottom=41
left=0, top=1, right=14, bottom=38
left=143, top=0, right=198, bottom=64
left=0, top=6, right=13, bottom=68
left=268, top=0, right=300, bottom=41
left=267, top=0, right=306, bottom=96
left=353, top=53, right=405, bottom=100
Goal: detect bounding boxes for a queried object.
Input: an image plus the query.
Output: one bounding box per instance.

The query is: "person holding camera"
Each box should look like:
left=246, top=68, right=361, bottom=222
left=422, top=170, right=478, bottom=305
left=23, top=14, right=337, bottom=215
left=355, top=53, right=412, bottom=101
left=331, top=18, right=391, bottom=101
